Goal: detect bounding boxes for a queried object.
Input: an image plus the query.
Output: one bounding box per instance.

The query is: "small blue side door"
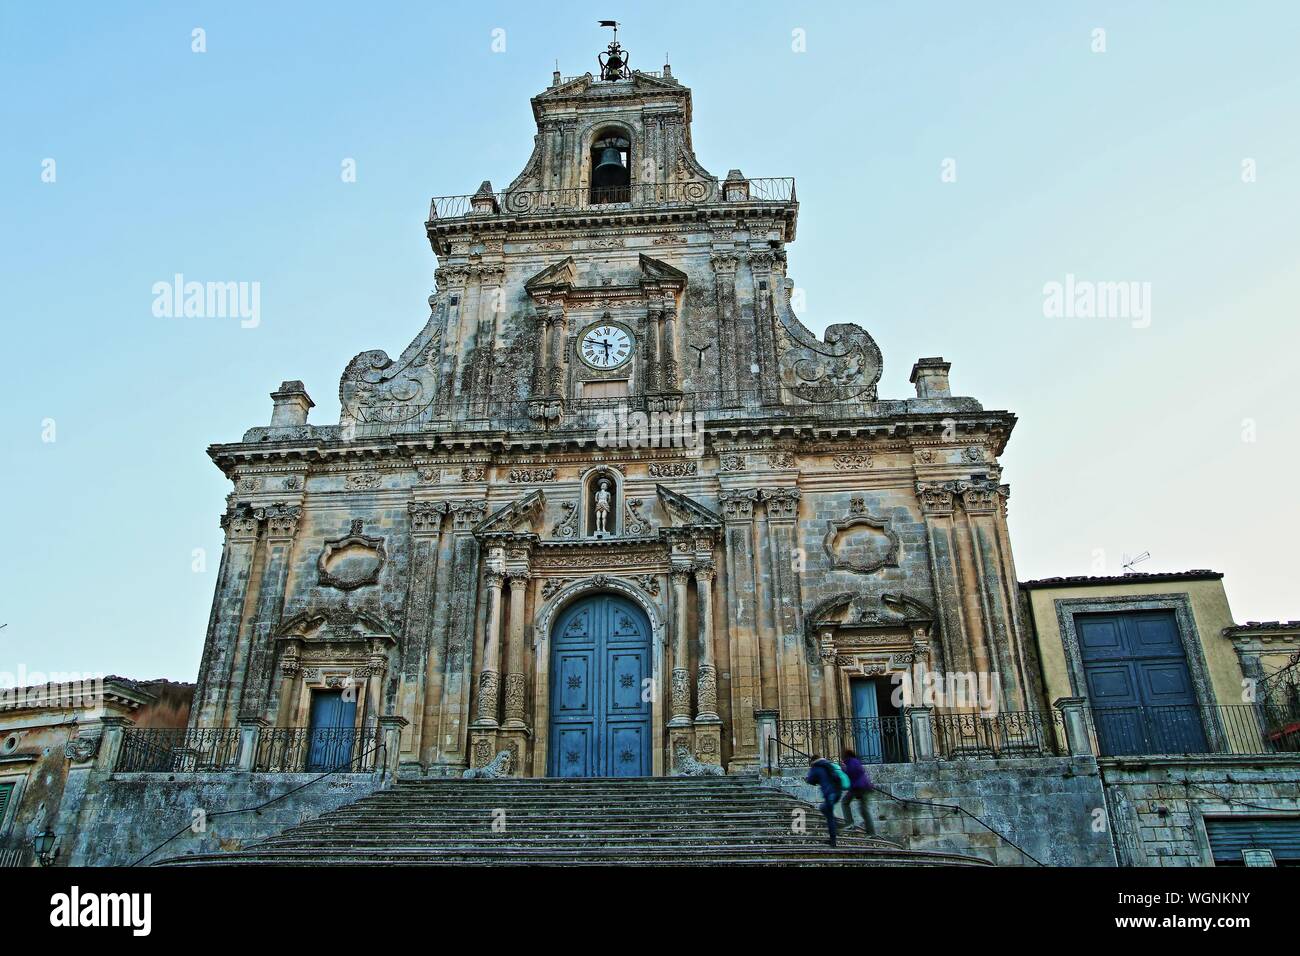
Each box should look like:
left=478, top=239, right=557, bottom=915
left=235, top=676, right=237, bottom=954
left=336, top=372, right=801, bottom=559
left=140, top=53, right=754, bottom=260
left=307, top=690, right=357, bottom=771
left=850, top=678, right=883, bottom=763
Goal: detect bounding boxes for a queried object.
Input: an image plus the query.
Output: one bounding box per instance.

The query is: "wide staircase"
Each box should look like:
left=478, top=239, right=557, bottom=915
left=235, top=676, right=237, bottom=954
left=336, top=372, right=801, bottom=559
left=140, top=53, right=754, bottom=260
left=156, top=775, right=989, bottom=866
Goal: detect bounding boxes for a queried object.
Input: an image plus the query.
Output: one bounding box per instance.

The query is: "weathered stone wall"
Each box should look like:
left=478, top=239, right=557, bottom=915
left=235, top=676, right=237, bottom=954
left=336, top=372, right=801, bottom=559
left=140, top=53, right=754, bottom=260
left=1100, top=756, right=1300, bottom=866
left=767, top=756, right=1116, bottom=867
left=60, top=769, right=386, bottom=867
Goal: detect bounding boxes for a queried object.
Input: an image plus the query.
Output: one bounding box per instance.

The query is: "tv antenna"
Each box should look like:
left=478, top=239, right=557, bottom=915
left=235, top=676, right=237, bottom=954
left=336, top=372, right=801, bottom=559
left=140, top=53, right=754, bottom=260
left=1121, top=551, right=1151, bottom=574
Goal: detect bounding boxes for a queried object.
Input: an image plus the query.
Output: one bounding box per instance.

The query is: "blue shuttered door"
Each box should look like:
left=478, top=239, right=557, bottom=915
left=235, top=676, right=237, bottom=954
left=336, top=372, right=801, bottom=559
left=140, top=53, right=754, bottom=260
left=549, top=595, right=651, bottom=777
left=1078, top=611, right=1206, bottom=756
left=307, top=690, right=357, bottom=771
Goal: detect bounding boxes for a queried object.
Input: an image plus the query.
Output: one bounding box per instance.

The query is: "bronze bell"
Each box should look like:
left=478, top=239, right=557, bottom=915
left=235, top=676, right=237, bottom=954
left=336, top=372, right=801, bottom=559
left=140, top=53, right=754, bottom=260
left=592, top=146, right=627, bottom=190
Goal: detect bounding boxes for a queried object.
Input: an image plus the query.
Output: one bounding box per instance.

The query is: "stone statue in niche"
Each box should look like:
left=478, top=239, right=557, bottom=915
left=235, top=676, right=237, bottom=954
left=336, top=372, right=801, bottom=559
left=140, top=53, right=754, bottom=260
left=594, top=478, right=612, bottom=536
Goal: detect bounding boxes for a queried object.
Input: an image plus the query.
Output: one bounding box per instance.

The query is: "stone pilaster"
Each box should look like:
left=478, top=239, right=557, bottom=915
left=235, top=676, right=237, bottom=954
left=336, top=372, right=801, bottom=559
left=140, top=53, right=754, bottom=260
left=397, top=501, right=447, bottom=767
left=915, top=481, right=972, bottom=679
left=643, top=308, right=661, bottom=394
left=430, top=499, right=487, bottom=772
left=712, top=254, right=739, bottom=395
left=760, top=487, right=810, bottom=722
left=661, top=305, right=680, bottom=391
left=236, top=503, right=302, bottom=720
left=194, top=504, right=261, bottom=726
left=719, top=488, right=762, bottom=768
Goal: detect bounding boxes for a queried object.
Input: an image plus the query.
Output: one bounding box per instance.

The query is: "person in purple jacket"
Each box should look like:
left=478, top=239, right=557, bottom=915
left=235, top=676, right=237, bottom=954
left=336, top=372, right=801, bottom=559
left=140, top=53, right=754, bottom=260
left=839, top=749, right=875, bottom=835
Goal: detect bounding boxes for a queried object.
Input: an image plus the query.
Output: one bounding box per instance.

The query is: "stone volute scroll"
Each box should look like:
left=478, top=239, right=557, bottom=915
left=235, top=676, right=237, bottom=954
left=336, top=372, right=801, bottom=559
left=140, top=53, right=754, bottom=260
left=822, top=495, right=900, bottom=575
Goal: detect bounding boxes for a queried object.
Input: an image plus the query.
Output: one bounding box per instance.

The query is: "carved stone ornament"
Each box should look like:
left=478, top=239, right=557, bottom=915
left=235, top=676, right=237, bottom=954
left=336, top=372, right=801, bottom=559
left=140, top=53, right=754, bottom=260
left=64, top=735, right=101, bottom=762
left=822, top=501, right=900, bottom=575
left=317, top=518, right=387, bottom=591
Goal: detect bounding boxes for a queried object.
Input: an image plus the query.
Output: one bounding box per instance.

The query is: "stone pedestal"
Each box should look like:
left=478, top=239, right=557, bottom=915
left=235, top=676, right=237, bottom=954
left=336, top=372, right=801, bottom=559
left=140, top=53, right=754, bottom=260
left=1054, top=697, right=1094, bottom=756
left=236, top=717, right=269, bottom=772
left=378, top=715, right=409, bottom=778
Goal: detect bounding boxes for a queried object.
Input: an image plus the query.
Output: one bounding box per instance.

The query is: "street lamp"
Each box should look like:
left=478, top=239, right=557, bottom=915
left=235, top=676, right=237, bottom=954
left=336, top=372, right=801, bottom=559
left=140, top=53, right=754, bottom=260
left=33, top=828, right=57, bottom=866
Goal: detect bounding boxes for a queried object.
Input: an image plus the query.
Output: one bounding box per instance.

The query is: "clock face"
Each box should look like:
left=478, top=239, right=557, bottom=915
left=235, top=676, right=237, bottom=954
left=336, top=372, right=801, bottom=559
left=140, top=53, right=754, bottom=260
left=580, top=323, right=634, bottom=370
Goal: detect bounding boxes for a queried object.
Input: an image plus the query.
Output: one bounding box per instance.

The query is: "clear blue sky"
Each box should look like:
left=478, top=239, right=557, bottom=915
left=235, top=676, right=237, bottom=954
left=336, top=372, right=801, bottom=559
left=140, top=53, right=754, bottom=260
left=3, top=2, right=1298, bottom=683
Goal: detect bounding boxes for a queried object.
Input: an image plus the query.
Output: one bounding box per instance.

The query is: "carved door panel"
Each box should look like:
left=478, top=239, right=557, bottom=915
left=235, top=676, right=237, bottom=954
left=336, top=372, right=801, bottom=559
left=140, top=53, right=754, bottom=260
left=549, top=594, right=652, bottom=776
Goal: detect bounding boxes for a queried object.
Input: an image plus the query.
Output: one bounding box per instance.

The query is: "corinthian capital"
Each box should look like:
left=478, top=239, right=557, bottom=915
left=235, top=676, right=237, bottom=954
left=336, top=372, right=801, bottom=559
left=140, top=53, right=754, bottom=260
left=718, top=489, right=760, bottom=522
left=258, top=503, right=302, bottom=539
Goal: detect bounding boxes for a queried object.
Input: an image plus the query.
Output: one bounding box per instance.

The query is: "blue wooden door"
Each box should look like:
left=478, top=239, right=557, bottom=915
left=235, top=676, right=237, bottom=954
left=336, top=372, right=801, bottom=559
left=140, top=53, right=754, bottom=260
left=548, top=594, right=651, bottom=777
left=307, top=690, right=357, bottom=771
left=1078, top=611, right=1207, bottom=756
left=850, top=678, right=883, bottom=762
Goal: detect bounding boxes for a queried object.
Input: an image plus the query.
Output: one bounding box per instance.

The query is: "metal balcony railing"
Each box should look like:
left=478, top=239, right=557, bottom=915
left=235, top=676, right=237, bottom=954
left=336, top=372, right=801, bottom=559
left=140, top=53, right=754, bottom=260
left=775, top=717, right=914, bottom=768
left=931, top=710, right=1063, bottom=759
left=115, top=728, right=242, bottom=773
left=1088, top=703, right=1300, bottom=758
left=429, top=177, right=795, bottom=221
left=254, top=726, right=383, bottom=773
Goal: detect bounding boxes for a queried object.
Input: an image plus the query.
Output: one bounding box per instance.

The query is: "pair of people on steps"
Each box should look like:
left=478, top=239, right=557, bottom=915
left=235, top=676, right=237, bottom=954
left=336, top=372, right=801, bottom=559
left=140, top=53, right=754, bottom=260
left=805, top=749, right=875, bottom=847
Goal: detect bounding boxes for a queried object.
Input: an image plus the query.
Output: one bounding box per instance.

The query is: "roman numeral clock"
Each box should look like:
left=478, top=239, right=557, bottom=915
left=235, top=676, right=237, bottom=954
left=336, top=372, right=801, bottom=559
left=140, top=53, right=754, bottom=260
left=579, top=322, right=634, bottom=370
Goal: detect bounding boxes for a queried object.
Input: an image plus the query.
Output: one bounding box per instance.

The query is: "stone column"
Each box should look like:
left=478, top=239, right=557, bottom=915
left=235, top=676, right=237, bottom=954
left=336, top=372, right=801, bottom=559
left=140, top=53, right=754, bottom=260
left=548, top=306, right=566, bottom=395
left=661, top=305, right=680, bottom=391
left=693, top=563, right=719, bottom=722
left=643, top=308, right=661, bottom=394
left=503, top=572, right=530, bottom=729
left=669, top=568, right=693, bottom=728
left=532, top=310, right=551, bottom=395
left=748, top=252, right=777, bottom=398
left=474, top=569, right=506, bottom=727
left=1054, top=697, right=1094, bottom=756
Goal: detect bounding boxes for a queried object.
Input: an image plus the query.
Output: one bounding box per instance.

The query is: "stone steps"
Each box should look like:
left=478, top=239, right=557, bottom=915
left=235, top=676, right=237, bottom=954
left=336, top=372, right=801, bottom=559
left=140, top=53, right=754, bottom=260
left=155, top=775, right=991, bottom=867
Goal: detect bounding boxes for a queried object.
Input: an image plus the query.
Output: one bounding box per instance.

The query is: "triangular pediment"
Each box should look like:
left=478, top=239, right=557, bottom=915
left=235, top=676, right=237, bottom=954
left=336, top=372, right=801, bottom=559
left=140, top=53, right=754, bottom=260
left=475, top=489, right=546, bottom=535
left=655, top=484, right=721, bottom=528
left=639, top=254, right=687, bottom=286
left=524, top=257, right=576, bottom=295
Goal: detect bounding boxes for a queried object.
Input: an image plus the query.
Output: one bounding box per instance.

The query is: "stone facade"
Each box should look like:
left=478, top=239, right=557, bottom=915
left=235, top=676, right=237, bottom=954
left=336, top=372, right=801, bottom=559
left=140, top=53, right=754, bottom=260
left=189, top=63, right=1039, bottom=779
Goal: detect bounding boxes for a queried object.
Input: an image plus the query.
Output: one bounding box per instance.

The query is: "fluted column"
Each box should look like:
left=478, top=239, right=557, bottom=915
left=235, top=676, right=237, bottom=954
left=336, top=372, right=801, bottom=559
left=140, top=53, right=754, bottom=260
left=669, top=568, right=692, bottom=727
left=503, top=572, right=529, bottom=728
left=694, top=563, right=719, bottom=722
left=474, top=569, right=505, bottom=726
left=532, top=310, right=551, bottom=395
left=237, top=504, right=302, bottom=721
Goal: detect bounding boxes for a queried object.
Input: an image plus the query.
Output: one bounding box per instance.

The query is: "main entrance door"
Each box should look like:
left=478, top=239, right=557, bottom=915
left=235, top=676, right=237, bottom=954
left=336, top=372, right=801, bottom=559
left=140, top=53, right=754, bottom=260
left=547, top=594, right=652, bottom=777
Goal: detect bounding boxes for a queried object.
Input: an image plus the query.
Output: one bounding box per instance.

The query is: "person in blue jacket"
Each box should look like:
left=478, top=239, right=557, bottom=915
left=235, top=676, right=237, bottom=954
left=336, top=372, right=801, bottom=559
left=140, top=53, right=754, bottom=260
left=804, top=754, right=844, bottom=846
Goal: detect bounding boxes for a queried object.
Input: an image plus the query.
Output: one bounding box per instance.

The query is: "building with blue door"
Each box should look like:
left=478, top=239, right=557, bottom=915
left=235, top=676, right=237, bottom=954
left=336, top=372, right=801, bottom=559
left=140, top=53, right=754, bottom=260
left=36, top=35, right=1297, bottom=869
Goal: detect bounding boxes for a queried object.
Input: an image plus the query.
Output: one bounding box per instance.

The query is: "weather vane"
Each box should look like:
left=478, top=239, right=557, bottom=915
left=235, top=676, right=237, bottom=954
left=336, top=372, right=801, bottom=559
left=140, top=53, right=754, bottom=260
left=598, top=20, right=630, bottom=80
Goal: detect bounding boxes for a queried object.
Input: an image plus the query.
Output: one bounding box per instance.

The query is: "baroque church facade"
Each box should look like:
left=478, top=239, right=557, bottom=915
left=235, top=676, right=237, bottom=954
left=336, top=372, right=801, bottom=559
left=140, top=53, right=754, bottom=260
left=191, top=52, right=1038, bottom=780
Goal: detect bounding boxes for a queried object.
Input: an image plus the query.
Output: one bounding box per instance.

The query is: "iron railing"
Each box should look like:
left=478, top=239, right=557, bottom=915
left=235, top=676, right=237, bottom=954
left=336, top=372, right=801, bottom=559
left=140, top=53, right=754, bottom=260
left=1088, top=703, right=1300, bottom=758
left=429, top=177, right=795, bottom=221
left=775, top=717, right=913, bottom=767
left=254, top=726, right=382, bottom=773
left=115, top=728, right=242, bottom=773
left=931, top=710, right=1062, bottom=759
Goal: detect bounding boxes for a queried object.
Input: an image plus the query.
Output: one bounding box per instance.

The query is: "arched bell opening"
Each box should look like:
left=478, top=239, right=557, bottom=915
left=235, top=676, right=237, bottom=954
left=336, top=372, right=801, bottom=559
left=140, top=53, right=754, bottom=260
left=590, top=131, right=631, bottom=204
